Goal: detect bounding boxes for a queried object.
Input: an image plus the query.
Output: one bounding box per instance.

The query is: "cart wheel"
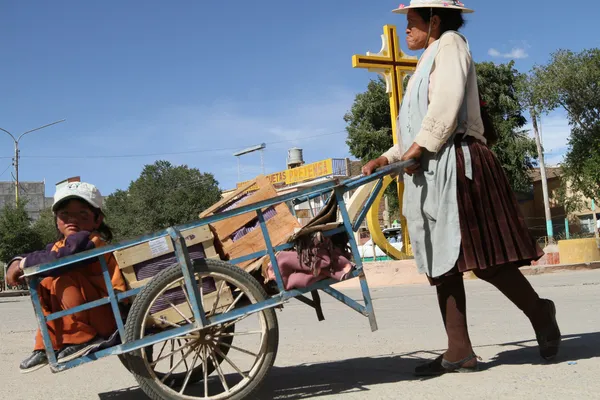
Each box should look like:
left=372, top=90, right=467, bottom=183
left=124, top=259, right=279, bottom=400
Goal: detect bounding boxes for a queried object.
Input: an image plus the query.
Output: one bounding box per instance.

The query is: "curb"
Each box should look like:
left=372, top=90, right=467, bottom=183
left=464, top=261, right=600, bottom=280
left=0, top=290, right=29, bottom=298
left=521, top=262, right=600, bottom=276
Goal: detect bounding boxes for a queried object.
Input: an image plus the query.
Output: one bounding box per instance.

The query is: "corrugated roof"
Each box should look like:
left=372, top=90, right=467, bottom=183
left=528, top=167, right=562, bottom=182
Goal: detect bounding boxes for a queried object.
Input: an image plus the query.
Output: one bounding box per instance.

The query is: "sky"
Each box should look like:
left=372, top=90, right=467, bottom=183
left=2, top=0, right=598, bottom=197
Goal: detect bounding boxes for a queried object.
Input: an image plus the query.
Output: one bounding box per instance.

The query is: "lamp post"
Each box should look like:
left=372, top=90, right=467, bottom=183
left=0, top=119, right=66, bottom=202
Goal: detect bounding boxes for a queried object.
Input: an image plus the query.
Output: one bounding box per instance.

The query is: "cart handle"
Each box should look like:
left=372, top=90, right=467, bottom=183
left=340, top=159, right=416, bottom=191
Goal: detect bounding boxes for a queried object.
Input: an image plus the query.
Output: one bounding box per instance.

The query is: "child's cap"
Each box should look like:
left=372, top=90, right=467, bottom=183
left=52, top=177, right=103, bottom=212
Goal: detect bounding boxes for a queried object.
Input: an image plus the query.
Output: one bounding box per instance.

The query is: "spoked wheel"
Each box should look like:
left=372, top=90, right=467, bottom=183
left=123, top=259, right=279, bottom=400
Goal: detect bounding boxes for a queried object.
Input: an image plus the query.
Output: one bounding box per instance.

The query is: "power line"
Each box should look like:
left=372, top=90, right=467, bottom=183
left=2, top=130, right=348, bottom=160
left=0, top=164, right=11, bottom=178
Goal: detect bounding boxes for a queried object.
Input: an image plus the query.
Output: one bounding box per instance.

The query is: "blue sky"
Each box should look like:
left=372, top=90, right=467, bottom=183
left=1, top=0, right=597, bottom=197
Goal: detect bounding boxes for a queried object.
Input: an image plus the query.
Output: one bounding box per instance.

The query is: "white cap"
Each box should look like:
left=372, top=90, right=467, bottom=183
left=52, top=181, right=103, bottom=212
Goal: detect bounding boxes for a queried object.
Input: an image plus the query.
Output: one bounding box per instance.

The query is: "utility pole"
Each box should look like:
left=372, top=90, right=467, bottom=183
left=0, top=119, right=66, bottom=203
left=531, top=110, right=554, bottom=244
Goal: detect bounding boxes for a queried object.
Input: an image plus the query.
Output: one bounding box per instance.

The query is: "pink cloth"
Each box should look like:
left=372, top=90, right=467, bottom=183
left=267, top=248, right=353, bottom=290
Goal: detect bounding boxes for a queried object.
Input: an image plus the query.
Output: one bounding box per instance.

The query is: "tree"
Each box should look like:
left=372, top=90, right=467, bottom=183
left=104, top=160, right=222, bottom=241
left=528, top=49, right=600, bottom=210
left=343, top=77, right=402, bottom=217
left=33, top=207, right=59, bottom=246
left=0, top=200, right=43, bottom=264
left=344, top=62, right=538, bottom=197
left=477, top=61, right=538, bottom=194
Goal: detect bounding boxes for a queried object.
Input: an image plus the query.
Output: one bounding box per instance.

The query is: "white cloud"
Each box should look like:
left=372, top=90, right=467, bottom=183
left=488, top=47, right=529, bottom=59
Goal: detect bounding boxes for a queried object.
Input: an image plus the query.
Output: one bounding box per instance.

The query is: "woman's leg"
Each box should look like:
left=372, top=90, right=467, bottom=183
left=415, top=273, right=478, bottom=376
left=436, top=274, right=476, bottom=363
left=473, top=265, right=561, bottom=360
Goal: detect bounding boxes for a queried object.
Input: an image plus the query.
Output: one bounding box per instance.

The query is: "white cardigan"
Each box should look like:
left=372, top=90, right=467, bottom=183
left=383, top=32, right=485, bottom=162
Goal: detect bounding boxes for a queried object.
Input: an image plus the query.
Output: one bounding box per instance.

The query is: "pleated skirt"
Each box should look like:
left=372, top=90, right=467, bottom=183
left=428, top=135, right=544, bottom=285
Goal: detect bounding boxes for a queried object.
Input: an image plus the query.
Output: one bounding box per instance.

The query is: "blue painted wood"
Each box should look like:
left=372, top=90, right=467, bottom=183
left=23, top=161, right=412, bottom=279
left=256, top=209, right=285, bottom=291
left=28, top=277, right=59, bottom=365
left=117, top=287, right=141, bottom=301
left=352, top=178, right=384, bottom=232
left=52, top=323, right=198, bottom=372
left=334, top=187, right=378, bottom=331
left=168, top=227, right=208, bottom=328
left=26, top=159, right=416, bottom=374
left=46, top=296, right=111, bottom=322
left=98, top=255, right=126, bottom=341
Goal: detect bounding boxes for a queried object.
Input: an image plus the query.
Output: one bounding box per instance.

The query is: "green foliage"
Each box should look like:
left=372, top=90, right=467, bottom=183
left=0, top=200, right=43, bottom=264
left=528, top=49, right=600, bottom=209
left=104, top=160, right=223, bottom=241
left=33, top=207, right=58, bottom=245
left=344, top=77, right=394, bottom=163
left=477, top=61, right=538, bottom=194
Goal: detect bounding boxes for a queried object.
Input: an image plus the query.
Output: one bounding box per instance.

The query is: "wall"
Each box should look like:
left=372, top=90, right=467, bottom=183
left=0, top=181, right=49, bottom=221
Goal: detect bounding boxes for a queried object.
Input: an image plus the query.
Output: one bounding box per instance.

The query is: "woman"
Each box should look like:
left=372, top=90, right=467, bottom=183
left=362, top=0, right=561, bottom=375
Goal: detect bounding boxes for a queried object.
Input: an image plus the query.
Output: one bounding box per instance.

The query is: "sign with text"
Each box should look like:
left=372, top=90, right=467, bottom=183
left=285, top=159, right=333, bottom=185
left=236, top=158, right=336, bottom=192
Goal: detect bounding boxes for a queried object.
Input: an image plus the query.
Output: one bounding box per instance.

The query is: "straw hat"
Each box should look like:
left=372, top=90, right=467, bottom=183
left=392, top=0, right=474, bottom=14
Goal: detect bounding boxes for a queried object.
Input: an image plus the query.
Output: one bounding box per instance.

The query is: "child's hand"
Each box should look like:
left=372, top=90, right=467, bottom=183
left=6, top=260, right=24, bottom=286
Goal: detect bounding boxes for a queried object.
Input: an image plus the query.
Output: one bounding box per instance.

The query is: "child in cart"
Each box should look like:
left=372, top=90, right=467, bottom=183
left=6, top=179, right=127, bottom=373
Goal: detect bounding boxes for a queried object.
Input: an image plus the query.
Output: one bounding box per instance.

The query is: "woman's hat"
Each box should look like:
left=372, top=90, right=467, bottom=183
left=52, top=180, right=103, bottom=212
left=392, top=0, right=474, bottom=14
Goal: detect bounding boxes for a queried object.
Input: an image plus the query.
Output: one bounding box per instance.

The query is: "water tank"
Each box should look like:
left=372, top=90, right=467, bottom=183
left=287, top=147, right=304, bottom=168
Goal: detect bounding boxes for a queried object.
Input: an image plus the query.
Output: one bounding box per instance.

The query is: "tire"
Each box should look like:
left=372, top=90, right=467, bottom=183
left=123, top=258, right=279, bottom=400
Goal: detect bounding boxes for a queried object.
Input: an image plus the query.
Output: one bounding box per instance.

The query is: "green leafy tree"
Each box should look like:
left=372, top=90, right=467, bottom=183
left=0, top=200, right=43, bottom=264
left=32, top=207, right=59, bottom=246
left=104, top=160, right=222, bottom=241
left=528, top=49, right=600, bottom=210
left=477, top=61, right=538, bottom=194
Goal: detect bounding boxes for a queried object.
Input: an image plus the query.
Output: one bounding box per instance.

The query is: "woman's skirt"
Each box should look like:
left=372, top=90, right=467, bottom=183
left=428, top=135, right=544, bottom=285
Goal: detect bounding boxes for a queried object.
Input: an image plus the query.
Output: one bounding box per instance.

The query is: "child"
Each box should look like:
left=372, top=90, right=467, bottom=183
left=6, top=180, right=127, bottom=373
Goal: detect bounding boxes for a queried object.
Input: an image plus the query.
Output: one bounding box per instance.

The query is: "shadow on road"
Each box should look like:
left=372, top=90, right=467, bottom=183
left=98, top=331, right=600, bottom=400
left=483, top=331, right=600, bottom=369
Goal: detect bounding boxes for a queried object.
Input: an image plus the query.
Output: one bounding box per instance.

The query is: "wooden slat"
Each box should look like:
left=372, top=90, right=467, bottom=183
left=113, top=225, right=212, bottom=269
left=199, top=176, right=269, bottom=218
left=223, top=202, right=300, bottom=268
left=211, top=183, right=278, bottom=239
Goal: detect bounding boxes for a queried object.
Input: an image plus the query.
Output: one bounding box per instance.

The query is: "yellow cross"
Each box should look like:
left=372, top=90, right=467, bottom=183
left=352, top=25, right=418, bottom=259
left=352, top=24, right=418, bottom=146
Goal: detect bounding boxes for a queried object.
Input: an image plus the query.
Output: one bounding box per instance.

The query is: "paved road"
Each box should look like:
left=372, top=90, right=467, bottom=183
left=1, top=270, right=599, bottom=400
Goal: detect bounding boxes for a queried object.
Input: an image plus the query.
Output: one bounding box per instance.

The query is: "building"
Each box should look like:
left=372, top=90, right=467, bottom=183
left=0, top=181, right=53, bottom=221
left=518, top=167, right=598, bottom=239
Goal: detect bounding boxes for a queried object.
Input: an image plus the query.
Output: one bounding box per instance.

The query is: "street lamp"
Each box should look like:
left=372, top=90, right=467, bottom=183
left=0, top=119, right=66, bottom=202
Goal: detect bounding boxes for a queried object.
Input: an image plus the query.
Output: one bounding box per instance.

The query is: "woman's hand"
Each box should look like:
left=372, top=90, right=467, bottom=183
left=400, top=143, right=424, bottom=175
left=6, top=260, right=24, bottom=286
left=362, top=156, right=389, bottom=176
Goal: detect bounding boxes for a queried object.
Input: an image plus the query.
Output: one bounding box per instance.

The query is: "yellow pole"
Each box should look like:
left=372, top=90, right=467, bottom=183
left=352, top=25, right=417, bottom=258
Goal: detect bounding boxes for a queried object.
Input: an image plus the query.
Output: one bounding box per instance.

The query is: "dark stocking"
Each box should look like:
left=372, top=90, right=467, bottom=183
left=473, top=265, right=547, bottom=331
left=436, top=275, right=474, bottom=362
